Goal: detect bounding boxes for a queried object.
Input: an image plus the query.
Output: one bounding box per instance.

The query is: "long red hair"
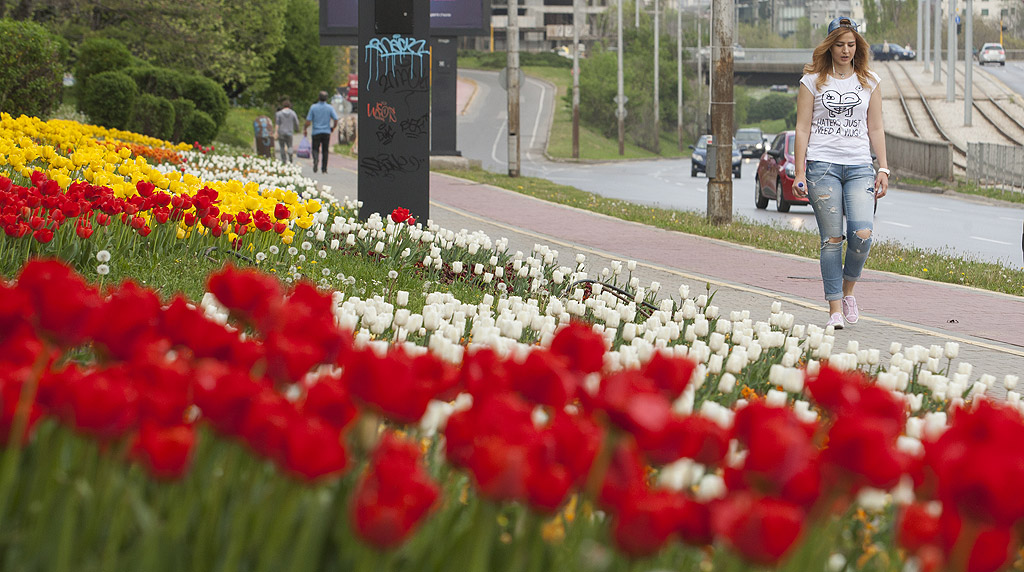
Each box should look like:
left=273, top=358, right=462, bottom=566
left=802, top=27, right=872, bottom=91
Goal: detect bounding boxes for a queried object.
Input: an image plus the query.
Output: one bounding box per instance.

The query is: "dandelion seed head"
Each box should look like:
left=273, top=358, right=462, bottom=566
left=96, top=250, right=111, bottom=263
left=96, top=264, right=110, bottom=275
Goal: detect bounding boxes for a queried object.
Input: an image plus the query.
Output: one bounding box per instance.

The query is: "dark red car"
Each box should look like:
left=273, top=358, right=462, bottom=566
left=755, top=130, right=809, bottom=212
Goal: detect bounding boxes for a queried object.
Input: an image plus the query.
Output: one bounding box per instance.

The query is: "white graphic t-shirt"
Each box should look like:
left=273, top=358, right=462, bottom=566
left=799, top=71, right=880, bottom=165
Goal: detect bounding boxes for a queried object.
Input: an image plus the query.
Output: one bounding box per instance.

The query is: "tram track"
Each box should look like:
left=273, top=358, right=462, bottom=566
left=888, top=62, right=967, bottom=172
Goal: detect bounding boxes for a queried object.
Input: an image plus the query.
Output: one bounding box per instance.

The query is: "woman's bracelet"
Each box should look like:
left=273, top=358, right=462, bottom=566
left=877, top=167, right=891, bottom=176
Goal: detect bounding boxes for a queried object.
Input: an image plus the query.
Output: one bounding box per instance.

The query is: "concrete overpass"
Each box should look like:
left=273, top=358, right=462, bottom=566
left=688, top=48, right=813, bottom=87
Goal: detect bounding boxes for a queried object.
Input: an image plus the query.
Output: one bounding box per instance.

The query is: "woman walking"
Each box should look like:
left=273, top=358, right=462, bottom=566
left=792, top=16, right=890, bottom=329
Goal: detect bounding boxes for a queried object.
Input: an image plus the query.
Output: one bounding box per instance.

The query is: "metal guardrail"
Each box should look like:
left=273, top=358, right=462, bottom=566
left=887, top=132, right=954, bottom=181
left=967, top=142, right=1024, bottom=194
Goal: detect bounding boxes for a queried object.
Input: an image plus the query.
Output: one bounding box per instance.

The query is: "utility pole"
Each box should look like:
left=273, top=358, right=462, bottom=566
left=924, top=0, right=931, bottom=72
left=636, top=0, right=640, bottom=27
left=677, top=4, right=683, bottom=151
left=697, top=18, right=702, bottom=131
left=617, top=0, right=625, bottom=155
left=917, top=0, right=924, bottom=62
left=508, top=0, right=521, bottom=177
left=709, top=0, right=734, bottom=226
left=933, top=0, right=942, bottom=84
left=572, top=0, right=581, bottom=159
left=965, top=0, right=973, bottom=125
left=947, top=0, right=956, bottom=102
left=653, top=0, right=660, bottom=154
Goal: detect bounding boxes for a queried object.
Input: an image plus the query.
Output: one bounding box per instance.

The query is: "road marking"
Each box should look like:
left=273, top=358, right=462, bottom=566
left=429, top=198, right=1024, bottom=359
left=490, top=118, right=507, bottom=167
left=998, top=216, right=1022, bottom=222
left=971, top=236, right=1014, bottom=245
left=883, top=221, right=912, bottom=228
left=928, top=207, right=952, bottom=212
left=529, top=78, right=546, bottom=153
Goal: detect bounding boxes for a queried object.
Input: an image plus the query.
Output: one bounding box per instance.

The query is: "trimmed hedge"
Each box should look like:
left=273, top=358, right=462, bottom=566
left=183, top=75, right=229, bottom=129
left=79, top=71, right=138, bottom=130
left=170, top=98, right=197, bottom=143
left=0, top=20, right=65, bottom=119
left=184, top=110, right=217, bottom=145
left=128, top=94, right=175, bottom=140
left=125, top=66, right=185, bottom=100
left=75, top=38, right=132, bottom=88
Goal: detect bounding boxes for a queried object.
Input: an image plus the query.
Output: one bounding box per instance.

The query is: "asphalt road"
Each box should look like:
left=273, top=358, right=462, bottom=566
left=456, top=68, right=1024, bottom=270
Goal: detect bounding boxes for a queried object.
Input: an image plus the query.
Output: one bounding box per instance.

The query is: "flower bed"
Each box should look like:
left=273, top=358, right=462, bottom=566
left=2, top=115, right=1023, bottom=571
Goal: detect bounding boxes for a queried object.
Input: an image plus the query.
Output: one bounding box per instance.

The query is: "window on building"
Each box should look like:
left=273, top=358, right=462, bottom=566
left=981, top=8, right=989, bottom=15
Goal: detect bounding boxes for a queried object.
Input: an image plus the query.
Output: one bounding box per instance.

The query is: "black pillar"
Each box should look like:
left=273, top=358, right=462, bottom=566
left=430, top=36, right=460, bottom=156
left=357, top=0, right=430, bottom=221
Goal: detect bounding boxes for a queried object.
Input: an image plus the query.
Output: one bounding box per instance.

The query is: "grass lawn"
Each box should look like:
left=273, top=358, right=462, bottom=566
left=436, top=166, right=1024, bottom=297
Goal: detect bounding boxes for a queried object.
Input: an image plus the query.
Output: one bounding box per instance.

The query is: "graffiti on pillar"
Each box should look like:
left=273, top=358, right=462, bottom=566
left=364, top=35, right=430, bottom=90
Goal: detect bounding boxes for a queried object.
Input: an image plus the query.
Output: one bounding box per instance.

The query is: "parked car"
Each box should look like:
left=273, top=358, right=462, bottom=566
left=755, top=130, right=810, bottom=212
left=978, top=43, right=1006, bottom=66
left=690, top=135, right=742, bottom=179
left=735, top=127, right=767, bottom=159
left=870, top=42, right=915, bottom=61
left=346, top=73, right=359, bottom=105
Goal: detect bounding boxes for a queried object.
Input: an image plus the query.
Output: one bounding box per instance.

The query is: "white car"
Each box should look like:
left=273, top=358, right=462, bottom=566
left=978, top=43, right=1006, bottom=66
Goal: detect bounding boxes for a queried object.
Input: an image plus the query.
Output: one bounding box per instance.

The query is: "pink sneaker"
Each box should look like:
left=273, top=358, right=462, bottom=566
left=826, top=312, right=844, bottom=330
left=842, top=296, right=859, bottom=324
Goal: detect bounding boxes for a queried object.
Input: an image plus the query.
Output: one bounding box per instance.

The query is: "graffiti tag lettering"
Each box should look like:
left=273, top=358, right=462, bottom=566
left=376, top=123, right=396, bottom=145
left=361, top=153, right=424, bottom=180
left=400, top=114, right=428, bottom=139
left=367, top=101, right=398, bottom=123
left=364, top=35, right=429, bottom=90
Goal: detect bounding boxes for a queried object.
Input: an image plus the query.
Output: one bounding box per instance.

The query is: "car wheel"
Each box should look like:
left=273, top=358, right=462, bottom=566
left=755, top=177, right=769, bottom=209
left=734, top=166, right=741, bottom=179
left=691, top=163, right=698, bottom=177
left=776, top=179, right=791, bottom=213
left=1001, top=62, right=1006, bottom=66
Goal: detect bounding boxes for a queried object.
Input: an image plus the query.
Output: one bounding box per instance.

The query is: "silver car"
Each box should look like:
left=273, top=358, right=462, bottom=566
left=979, top=43, right=1006, bottom=66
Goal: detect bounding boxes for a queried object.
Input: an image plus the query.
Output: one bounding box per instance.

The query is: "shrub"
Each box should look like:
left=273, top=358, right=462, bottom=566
left=0, top=20, right=66, bottom=119
left=183, top=110, right=217, bottom=145
left=170, top=98, right=197, bottom=143
left=748, top=93, right=796, bottom=124
left=128, top=94, right=175, bottom=140
left=79, top=71, right=138, bottom=130
left=124, top=66, right=185, bottom=100
left=182, top=75, right=229, bottom=129
left=75, top=37, right=132, bottom=88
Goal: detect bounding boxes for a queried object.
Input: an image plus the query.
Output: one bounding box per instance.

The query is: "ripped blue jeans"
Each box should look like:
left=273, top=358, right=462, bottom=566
left=805, top=161, right=876, bottom=301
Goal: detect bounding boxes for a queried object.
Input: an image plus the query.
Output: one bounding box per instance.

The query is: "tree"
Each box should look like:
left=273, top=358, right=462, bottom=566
left=262, top=0, right=336, bottom=108
left=577, top=3, right=687, bottom=152
left=18, top=0, right=288, bottom=99
left=0, top=19, right=65, bottom=119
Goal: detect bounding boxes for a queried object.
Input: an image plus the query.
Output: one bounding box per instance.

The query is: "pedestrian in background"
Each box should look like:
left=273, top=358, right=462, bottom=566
left=304, top=91, right=339, bottom=174
left=792, top=16, right=890, bottom=330
left=274, top=98, right=301, bottom=163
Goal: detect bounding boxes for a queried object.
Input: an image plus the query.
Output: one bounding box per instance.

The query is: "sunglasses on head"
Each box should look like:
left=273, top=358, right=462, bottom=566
left=827, top=17, right=859, bottom=35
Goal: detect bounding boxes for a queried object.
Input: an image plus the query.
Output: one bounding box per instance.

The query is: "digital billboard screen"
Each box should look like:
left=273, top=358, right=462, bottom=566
left=321, top=0, right=489, bottom=42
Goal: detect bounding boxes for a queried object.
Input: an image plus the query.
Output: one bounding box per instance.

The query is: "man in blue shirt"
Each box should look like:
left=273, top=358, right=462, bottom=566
left=304, top=91, right=339, bottom=174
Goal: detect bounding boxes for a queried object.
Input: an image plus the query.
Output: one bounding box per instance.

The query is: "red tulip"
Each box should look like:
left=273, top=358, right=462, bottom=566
left=351, top=432, right=439, bottom=548
left=282, top=417, right=348, bottom=482
left=389, top=207, right=410, bottom=224
left=711, top=491, right=805, bottom=566
left=549, top=320, right=606, bottom=375
left=131, top=422, right=196, bottom=480
left=274, top=203, right=290, bottom=220
left=32, top=228, right=53, bottom=243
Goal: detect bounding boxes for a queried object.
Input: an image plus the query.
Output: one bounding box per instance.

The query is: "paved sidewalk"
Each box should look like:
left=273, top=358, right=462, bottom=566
left=290, top=69, right=1022, bottom=382
left=298, top=149, right=1023, bottom=383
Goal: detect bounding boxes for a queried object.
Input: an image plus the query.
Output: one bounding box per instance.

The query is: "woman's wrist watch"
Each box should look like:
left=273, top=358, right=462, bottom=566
left=877, top=167, right=891, bottom=176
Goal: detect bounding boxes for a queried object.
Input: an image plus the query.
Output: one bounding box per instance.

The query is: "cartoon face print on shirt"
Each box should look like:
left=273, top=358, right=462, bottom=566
left=821, top=89, right=862, bottom=118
